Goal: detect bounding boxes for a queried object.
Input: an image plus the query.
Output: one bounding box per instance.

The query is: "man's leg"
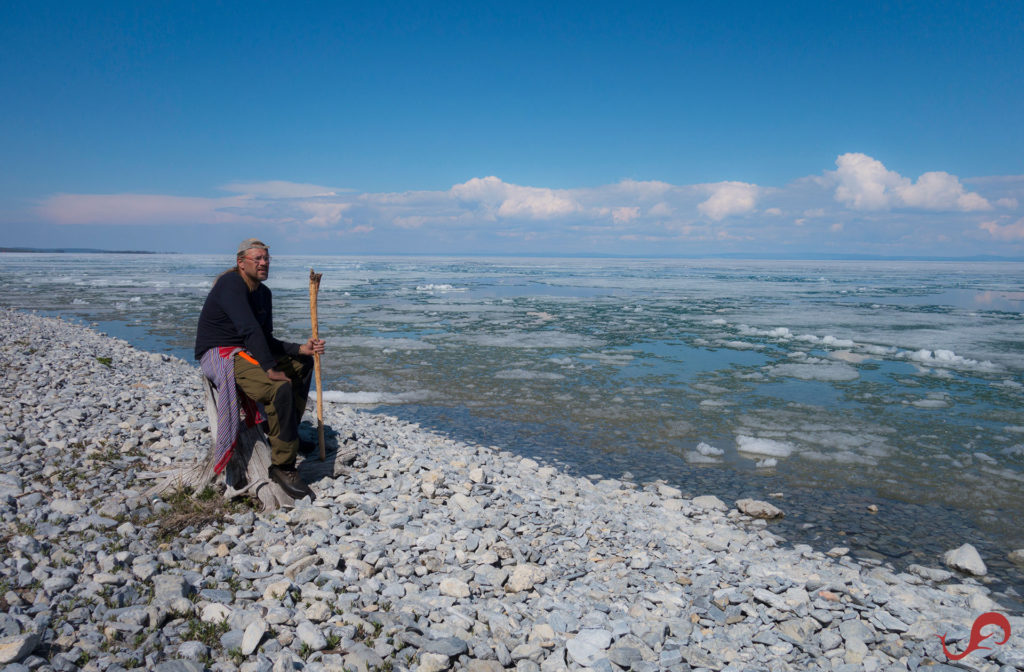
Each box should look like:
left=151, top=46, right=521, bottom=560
left=274, top=354, right=314, bottom=423
left=233, top=356, right=300, bottom=467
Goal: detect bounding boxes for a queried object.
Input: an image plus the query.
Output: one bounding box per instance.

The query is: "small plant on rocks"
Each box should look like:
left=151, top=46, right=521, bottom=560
left=183, top=616, right=229, bottom=649
left=150, top=485, right=255, bottom=541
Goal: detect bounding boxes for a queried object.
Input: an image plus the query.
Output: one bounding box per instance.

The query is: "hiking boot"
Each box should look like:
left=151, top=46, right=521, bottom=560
left=268, top=465, right=315, bottom=500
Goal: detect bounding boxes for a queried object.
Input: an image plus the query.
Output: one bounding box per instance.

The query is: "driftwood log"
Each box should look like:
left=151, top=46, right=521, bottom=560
left=144, top=372, right=356, bottom=511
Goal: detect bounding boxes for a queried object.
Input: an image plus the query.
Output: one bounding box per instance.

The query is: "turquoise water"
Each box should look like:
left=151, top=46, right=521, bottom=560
left=3, top=253, right=1023, bottom=559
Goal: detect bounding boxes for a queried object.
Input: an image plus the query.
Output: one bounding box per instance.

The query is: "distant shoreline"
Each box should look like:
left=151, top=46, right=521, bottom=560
left=2, top=247, right=1021, bottom=262
left=0, top=247, right=165, bottom=254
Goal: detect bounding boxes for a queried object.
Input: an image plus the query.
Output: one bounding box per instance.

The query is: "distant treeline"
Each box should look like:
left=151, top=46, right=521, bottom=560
left=1, top=247, right=164, bottom=254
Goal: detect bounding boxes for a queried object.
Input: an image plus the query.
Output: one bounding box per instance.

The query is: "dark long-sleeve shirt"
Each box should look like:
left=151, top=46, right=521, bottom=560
left=194, top=271, right=298, bottom=370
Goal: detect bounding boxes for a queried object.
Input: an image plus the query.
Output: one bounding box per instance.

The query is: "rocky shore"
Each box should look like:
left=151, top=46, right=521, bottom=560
left=1, top=307, right=1022, bottom=672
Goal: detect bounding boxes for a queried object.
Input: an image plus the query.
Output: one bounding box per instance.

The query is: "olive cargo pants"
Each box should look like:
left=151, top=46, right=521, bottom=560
left=233, top=353, right=314, bottom=467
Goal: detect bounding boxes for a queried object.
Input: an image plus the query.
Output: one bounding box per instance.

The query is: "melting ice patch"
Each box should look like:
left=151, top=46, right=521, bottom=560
left=801, top=450, right=878, bottom=465
left=720, top=340, right=762, bottom=350
left=736, top=435, right=795, bottom=458
left=334, top=336, right=436, bottom=351
left=907, top=395, right=951, bottom=409
left=314, top=390, right=432, bottom=404
left=579, top=352, right=635, bottom=365
left=767, top=360, right=859, bottom=381
left=495, top=369, right=566, bottom=381
left=684, top=441, right=724, bottom=464
left=450, top=331, right=603, bottom=349
left=416, top=284, right=466, bottom=293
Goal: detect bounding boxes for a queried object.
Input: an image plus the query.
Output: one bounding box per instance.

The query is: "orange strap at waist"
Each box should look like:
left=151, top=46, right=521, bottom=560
left=236, top=351, right=260, bottom=366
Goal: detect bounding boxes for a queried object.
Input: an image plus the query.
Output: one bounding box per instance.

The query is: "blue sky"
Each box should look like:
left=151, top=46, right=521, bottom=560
left=2, top=1, right=1023, bottom=257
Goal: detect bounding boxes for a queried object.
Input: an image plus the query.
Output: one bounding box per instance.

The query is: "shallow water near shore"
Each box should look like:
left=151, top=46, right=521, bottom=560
left=3, top=252, right=1023, bottom=599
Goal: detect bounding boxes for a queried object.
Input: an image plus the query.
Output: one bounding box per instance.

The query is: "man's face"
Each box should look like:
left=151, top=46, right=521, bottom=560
left=238, top=249, right=270, bottom=283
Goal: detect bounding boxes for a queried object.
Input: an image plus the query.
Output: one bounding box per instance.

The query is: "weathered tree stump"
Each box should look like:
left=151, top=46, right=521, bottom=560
left=144, top=373, right=356, bottom=511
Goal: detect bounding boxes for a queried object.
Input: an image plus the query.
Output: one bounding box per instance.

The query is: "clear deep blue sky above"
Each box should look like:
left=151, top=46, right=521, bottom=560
left=2, top=1, right=1023, bottom=257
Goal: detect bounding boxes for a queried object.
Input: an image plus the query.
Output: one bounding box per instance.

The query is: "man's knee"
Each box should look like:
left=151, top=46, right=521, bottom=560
left=268, top=379, right=293, bottom=407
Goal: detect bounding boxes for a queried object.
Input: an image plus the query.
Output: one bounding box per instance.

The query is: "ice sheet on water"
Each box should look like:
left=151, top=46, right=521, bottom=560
left=495, top=369, right=565, bottom=380
left=908, top=397, right=951, bottom=409
left=334, top=336, right=436, bottom=351
left=801, top=450, right=878, bottom=465
left=736, top=435, right=795, bottom=458
left=579, top=352, right=634, bottom=365
left=720, top=340, right=762, bottom=350
left=830, top=350, right=871, bottom=364
left=416, top=284, right=466, bottom=293
left=767, top=361, right=860, bottom=381
left=314, top=390, right=431, bottom=404
left=448, top=331, right=603, bottom=349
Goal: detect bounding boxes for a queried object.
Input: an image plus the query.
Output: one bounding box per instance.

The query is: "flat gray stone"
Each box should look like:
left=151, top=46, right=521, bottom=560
left=242, top=618, right=267, bottom=656
left=296, top=621, right=327, bottom=651
left=424, top=636, right=469, bottom=657
left=0, top=633, right=39, bottom=664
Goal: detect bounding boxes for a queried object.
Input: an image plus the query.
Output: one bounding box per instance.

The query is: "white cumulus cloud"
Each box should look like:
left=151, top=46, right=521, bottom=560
left=451, top=176, right=581, bottom=220
left=831, top=153, right=991, bottom=212
left=698, top=181, right=759, bottom=221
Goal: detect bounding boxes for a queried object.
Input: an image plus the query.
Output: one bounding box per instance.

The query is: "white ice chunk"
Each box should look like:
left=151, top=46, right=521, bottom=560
left=684, top=451, right=720, bottom=464
left=736, top=435, right=794, bottom=458
left=821, top=335, right=855, bottom=348
left=696, top=442, right=724, bottom=456
left=906, top=348, right=999, bottom=372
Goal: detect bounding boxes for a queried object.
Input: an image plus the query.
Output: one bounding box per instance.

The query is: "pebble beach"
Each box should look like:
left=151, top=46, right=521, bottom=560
left=2, top=307, right=1023, bottom=672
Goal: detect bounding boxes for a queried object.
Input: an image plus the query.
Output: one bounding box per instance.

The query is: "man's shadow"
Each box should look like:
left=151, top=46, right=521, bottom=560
left=296, top=420, right=356, bottom=484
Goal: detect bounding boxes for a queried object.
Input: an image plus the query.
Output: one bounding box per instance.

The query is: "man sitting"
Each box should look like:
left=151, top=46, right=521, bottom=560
left=194, top=238, right=325, bottom=500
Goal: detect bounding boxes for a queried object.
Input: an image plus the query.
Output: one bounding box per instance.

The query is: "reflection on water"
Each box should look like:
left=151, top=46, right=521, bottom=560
left=841, top=287, right=1024, bottom=312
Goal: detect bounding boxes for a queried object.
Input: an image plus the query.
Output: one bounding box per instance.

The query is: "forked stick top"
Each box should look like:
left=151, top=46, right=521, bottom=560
left=309, top=268, right=322, bottom=286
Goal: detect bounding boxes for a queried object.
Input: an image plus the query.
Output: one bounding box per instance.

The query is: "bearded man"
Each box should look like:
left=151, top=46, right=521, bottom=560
left=194, top=238, right=324, bottom=500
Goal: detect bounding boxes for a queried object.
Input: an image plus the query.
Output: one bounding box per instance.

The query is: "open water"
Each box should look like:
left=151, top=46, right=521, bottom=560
left=3, top=252, right=1023, bottom=595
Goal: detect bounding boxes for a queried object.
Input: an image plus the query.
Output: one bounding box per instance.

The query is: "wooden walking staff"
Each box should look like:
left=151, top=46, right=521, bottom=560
left=309, top=269, right=326, bottom=461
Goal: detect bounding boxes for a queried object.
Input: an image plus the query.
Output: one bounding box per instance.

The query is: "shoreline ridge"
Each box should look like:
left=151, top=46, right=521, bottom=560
left=1, top=307, right=1021, bottom=671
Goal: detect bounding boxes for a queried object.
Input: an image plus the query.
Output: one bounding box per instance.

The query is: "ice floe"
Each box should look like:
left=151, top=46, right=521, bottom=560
left=736, top=435, right=795, bottom=458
